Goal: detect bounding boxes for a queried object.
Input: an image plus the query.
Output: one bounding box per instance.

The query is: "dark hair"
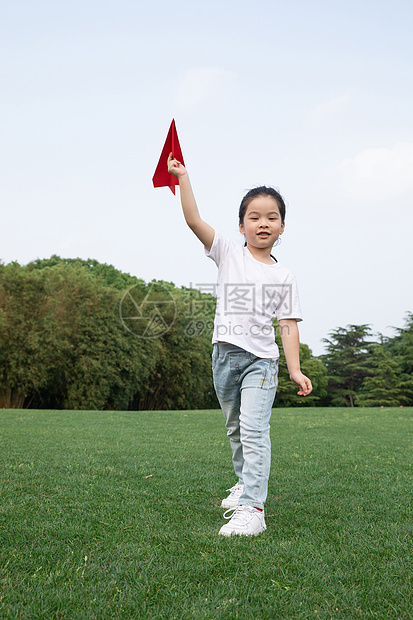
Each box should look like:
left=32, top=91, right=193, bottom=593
left=238, top=186, right=286, bottom=225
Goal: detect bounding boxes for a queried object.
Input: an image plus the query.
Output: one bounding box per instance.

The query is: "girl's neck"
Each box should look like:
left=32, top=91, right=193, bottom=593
left=246, top=244, right=275, bottom=265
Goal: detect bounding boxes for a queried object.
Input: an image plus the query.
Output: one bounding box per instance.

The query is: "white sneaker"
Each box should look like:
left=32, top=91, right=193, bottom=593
left=220, top=482, right=244, bottom=509
left=219, top=505, right=266, bottom=537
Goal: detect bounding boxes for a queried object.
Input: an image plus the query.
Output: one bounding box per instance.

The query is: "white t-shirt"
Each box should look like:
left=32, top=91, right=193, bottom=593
left=205, top=231, right=303, bottom=358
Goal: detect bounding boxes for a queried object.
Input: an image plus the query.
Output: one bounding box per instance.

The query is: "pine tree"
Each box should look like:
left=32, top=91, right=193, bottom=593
left=358, top=344, right=413, bottom=406
left=321, top=324, right=374, bottom=407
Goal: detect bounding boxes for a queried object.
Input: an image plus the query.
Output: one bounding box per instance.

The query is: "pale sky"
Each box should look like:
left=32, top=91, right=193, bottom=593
left=1, top=0, right=412, bottom=355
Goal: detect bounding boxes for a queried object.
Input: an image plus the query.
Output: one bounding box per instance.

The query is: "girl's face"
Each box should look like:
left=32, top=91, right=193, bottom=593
left=239, top=195, right=285, bottom=250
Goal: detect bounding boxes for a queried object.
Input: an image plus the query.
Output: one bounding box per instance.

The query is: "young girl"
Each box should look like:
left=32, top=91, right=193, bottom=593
left=168, top=154, right=312, bottom=537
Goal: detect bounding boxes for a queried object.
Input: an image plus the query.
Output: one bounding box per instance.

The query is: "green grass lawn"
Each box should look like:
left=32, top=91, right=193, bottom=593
left=0, top=407, right=412, bottom=619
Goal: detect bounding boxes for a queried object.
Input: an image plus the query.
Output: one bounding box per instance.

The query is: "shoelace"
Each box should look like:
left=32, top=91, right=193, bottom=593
left=223, top=505, right=256, bottom=523
left=226, top=483, right=243, bottom=495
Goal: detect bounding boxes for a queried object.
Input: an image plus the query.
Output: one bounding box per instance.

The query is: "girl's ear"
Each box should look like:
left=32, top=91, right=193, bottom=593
left=239, top=222, right=245, bottom=235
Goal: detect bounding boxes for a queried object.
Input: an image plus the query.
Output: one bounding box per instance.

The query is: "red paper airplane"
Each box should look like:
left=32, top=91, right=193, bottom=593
left=152, top=119, right=185, bottom=195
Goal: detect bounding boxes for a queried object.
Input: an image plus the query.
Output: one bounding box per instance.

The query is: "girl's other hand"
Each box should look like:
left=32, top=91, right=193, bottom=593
left=289, top=371, right=313, bottom=396
left=167, top=153, right=187, bottom=178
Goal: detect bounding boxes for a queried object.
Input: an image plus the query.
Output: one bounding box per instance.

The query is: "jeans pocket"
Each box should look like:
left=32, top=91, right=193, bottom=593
left=211, top=345, right=218, bottom=371
left=272, top=358, right=279, bottom=389
left=257, top=358, right=279, bottom=390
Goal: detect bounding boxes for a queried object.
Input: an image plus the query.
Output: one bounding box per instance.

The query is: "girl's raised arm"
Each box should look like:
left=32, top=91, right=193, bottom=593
left=168, top=154, right=215, bottom=251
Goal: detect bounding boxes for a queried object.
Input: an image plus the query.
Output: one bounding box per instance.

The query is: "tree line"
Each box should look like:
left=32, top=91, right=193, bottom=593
left=0, top=257, right=411, bottom=410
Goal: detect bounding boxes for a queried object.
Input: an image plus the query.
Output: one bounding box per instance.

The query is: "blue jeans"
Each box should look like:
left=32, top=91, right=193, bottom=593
left=212, top=342, right=279, bottom=510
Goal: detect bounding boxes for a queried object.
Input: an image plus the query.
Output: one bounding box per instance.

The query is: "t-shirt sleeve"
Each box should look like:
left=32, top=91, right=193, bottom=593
left=275, top=274, right=303, bottom=322
left=204, top=231, right=232, bottom=266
